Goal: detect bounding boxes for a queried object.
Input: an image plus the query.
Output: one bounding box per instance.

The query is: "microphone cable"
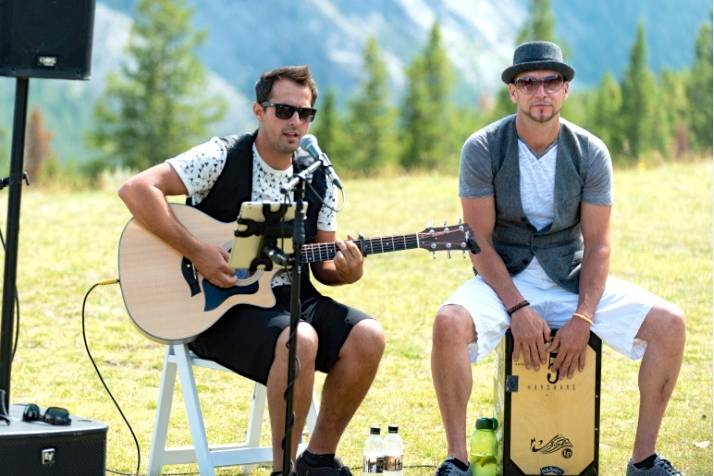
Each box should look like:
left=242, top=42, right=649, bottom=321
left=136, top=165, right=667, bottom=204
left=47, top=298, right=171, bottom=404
left=306, top=177, right=346, bottom=214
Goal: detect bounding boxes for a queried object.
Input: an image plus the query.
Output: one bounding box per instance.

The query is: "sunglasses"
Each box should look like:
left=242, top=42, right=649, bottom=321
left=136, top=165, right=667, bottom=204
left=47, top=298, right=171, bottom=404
left=514, top=75, right=564, bottom=95
left=261, top=101, right=317, bottom=122
left=22, top=403, right=72, bottom=426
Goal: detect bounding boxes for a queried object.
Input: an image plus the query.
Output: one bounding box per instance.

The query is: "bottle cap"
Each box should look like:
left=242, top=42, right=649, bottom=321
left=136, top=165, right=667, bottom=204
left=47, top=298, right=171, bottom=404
left=388, top=425, right=399, bottom=433
left=476, top=417, right=498, bottom=430
left=370, top=426, right=381, bottom=435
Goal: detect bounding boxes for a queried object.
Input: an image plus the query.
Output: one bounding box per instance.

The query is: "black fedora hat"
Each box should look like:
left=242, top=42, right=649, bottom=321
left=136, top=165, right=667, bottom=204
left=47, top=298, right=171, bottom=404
left=501, top=41, right=575, bottom=84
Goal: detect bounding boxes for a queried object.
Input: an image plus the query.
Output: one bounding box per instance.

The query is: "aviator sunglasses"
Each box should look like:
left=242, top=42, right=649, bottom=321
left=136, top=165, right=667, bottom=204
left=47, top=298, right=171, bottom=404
left=514, top=74, right=564, bottom=95
left=261, top=101, right=317, bottom=122
left=22, top=403, right=72, bottom=426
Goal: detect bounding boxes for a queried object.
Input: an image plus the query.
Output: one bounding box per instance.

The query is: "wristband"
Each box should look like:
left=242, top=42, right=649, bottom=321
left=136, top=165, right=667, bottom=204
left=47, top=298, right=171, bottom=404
left=506, top=300, right=530, bottom=316
left=572, top=312, right=593, bottom=325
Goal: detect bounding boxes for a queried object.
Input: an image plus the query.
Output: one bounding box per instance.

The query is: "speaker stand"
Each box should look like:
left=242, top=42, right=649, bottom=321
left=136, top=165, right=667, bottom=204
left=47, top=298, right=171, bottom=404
left=0, top=77, right=30, bottom=414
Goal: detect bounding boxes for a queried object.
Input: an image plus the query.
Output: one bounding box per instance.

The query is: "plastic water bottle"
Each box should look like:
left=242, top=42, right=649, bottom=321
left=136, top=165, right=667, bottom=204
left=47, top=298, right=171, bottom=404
left=382, top=425, right=403, bottom=476
left=469, top=417, right=498, bottom=476
left=363, top=426, right=384, bottom=474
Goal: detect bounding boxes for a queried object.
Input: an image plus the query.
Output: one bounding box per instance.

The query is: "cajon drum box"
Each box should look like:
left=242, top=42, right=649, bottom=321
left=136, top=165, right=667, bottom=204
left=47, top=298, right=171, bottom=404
left=495, top=330, right=601, bottom=476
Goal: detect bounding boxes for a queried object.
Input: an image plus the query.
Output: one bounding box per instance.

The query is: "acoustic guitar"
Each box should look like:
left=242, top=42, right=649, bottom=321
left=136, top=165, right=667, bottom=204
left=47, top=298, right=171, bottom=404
left=118, top=204, right=475, bottom=344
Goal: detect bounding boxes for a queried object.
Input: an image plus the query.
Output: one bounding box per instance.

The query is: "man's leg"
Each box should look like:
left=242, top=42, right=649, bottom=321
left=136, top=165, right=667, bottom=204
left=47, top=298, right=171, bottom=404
left=307, top=319, right=385, bottom=453
left=267, top=322, right=319, bottom=471
left=431, top=304, right=477, bottom=464
left=631, top=302, right=686, bottom=462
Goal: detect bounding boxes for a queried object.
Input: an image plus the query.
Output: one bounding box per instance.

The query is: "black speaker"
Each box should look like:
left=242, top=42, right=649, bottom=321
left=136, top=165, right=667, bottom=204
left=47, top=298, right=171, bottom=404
left=0, top=0, right=96, bottom=80
left=0, top=405, right=108, bottom=476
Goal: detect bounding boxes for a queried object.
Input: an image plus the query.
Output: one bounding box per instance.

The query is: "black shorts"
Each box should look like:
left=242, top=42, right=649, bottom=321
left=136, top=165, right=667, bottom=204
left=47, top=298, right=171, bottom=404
left=188, top=284, right=372, bottom=385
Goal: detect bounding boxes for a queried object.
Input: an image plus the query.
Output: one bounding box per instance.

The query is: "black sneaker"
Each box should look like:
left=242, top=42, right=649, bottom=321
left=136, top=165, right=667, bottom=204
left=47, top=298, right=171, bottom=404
left=434, top=457, right=473, bottom=476
left=626, top=455, right=683, bottom=476
left=295, top=453, right=353, bottom=476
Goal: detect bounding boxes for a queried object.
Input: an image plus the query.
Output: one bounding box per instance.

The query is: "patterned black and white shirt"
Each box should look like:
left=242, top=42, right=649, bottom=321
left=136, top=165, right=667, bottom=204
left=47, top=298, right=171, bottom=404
left=167, top=136, right=338, bottom=286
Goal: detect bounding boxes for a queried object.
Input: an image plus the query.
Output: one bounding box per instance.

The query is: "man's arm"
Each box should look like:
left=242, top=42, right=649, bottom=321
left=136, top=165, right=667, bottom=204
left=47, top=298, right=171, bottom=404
left=118, top=163, right=238, bottom=288
left=309, top=229, right=364, bottom=285
left=549, top=202, right=611, bottom=377
left=463, top=196, right=551, bottom=370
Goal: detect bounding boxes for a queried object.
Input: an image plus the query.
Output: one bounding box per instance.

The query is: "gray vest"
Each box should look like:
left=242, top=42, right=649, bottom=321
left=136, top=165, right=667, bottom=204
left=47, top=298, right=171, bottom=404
left=485, top=115, right=588, bottom=293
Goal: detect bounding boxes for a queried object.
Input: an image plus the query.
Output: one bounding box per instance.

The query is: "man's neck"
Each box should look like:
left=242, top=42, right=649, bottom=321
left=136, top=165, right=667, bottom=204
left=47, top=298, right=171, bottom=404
left=254, top=134, right=293, bottom=170
left=515, top=114, right=561, bottom=155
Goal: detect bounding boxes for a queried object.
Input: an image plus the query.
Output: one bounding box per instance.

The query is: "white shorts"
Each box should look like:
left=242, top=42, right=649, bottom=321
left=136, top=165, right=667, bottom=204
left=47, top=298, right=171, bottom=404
left=443, top=259, right=665, bottom=363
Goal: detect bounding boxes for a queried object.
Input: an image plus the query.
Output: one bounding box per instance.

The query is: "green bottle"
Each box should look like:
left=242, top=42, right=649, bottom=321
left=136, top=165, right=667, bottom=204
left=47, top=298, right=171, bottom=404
left=469, top=417, right=498, bottom=476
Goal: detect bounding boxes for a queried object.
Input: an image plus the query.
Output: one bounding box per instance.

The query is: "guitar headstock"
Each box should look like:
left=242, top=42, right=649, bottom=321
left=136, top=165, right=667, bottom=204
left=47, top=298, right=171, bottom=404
left=418, top=222, right=480, bottom=257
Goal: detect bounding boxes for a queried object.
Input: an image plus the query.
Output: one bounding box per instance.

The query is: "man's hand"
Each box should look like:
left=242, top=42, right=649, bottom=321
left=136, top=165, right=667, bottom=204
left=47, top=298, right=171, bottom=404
left=333, top=234, right=364, bottom=284
left=547, top=317, right=591, bottom=378
left=510, top=306, right=551, bottom=370
left=191, top=244, right=238, bottom=288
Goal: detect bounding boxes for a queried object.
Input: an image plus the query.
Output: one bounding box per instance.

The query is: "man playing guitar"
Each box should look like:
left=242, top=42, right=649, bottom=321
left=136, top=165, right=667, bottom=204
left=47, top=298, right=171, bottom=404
left=118, top=65, right=384, bottom=476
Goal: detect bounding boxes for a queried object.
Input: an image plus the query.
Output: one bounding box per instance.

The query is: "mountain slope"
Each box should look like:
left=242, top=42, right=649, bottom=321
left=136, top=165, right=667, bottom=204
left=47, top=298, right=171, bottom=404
left=0, top=0, right=710, bottom=165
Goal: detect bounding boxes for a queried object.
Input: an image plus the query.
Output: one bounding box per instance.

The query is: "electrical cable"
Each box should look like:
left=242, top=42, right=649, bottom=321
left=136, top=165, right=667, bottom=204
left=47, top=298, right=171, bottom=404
left=81, top=279, right=141, bottom=476
left=306, top=178, right=345, bottom=213
left=0, top=222, right=21, bottom=363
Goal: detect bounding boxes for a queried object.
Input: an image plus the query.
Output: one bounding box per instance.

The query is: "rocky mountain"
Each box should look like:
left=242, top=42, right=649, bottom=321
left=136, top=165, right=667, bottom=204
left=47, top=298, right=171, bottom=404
left=0, top=0, right=710, bottom=164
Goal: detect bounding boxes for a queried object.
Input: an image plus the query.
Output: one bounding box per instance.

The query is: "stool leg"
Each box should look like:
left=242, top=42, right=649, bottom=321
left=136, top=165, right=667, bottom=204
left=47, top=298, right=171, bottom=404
left=175, top=344, right=216, bottom=476
left=148, top=346, right=179, bottom=476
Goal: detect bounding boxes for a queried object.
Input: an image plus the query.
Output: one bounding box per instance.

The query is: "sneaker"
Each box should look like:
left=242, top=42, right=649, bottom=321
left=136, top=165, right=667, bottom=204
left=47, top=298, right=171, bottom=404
left=295, top=453, right=353, bottom=476
left=434, top=457, right=473, bottom=476
left=626, top=455, right=683, bottom=476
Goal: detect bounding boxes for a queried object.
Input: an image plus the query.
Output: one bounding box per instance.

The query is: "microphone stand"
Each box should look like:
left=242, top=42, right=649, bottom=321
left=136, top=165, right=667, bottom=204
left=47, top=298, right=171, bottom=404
left=0, top=77, right=31, bottom=418
left=279, top=158, right=323, bottom=476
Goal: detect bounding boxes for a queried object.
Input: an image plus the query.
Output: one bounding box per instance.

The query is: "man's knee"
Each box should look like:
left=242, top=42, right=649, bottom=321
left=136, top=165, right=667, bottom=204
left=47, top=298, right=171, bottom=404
left=342, top=319, right=385, bottom=363
left=433, top=304, right=476, bottom=345
left=276, top=323, right=319, bottom=364
left=640, top=302, right=686, bottom=346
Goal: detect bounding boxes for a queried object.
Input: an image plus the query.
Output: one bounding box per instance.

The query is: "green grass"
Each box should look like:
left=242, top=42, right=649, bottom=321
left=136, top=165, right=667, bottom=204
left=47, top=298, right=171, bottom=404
left=3, top=160, right=711, bottom=475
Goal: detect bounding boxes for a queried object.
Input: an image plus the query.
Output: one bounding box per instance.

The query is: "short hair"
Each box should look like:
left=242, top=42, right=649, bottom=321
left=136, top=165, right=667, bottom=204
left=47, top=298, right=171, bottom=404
left=255, top=65, right=318, bottom=106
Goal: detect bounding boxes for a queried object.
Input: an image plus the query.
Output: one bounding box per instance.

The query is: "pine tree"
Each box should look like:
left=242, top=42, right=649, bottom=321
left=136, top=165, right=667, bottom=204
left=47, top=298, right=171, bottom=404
left=88, top=0, right=226, bottom=171
left=399, top=22, right=454, bottom=169
left=516, top=0, right=556, bottom=43
left=660, top=69, right=692, bottom=157
left=588, top=72, right=623, bottom=157
left=310, top=89, right=344, bottom=162
left=620, top=22, right=658, bottom=160
left=686, top=12, right=713, bottom=151
left=343, top=37, right=396, bottom=173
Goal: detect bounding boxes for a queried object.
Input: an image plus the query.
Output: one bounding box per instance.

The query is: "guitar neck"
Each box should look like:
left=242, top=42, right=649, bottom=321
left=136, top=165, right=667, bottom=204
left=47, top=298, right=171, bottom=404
left=300, top=234, right=421, bottom=263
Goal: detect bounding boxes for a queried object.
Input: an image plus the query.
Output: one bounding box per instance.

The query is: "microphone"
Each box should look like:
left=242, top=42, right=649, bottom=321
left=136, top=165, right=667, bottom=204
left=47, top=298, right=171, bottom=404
left=299, top=134, right=343, bottom=190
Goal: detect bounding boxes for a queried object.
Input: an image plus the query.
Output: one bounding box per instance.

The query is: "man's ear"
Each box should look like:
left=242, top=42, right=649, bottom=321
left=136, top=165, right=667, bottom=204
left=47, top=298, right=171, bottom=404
left=253, top=102, right=263, bottom=120
left=508, top=83, right=518, bottom=103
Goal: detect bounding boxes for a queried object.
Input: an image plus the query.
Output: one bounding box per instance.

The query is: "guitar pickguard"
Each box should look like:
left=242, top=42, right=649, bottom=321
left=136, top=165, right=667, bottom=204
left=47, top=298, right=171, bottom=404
left=200, top=270, right=263, bottom=311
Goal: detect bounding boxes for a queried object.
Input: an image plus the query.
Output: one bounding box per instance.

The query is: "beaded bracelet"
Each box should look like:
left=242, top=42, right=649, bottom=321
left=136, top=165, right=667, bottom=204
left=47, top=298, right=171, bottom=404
left=572, top=312, right=593, bottom=325
left=506, top=300, right=530, bottom=316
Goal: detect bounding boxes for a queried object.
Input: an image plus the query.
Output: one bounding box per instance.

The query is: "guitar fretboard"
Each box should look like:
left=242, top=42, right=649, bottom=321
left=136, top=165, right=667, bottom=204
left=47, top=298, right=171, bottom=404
left=300, top=234, right=421, bottom=263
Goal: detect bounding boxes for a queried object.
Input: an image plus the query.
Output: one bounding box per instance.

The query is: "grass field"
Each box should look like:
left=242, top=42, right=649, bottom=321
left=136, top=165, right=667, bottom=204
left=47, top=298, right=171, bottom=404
left=4, top=160, right=712, bottom=475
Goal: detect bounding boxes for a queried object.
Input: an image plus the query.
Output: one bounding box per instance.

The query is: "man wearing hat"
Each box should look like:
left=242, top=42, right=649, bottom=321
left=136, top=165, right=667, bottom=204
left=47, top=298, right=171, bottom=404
left=430, top=41, right=685, bottom=476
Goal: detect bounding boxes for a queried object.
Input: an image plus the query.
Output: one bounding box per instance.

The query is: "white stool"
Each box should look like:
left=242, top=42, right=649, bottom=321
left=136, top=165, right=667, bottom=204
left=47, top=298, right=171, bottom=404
left=147, top=344, right=318, bottom=476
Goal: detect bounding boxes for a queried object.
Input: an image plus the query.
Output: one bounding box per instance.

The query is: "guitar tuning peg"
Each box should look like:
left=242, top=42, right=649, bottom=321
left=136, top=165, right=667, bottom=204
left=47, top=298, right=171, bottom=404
left=443, top=219, right=449, bottom=231
left=427, top=221, right=434, bottom=232
left=462, top=249, right=467, bottom=258
left=457, top=217, right=462, bottom=225
left=432, top=251, right=436, bottom=260
left=447, top=250, right=452, bottom=259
